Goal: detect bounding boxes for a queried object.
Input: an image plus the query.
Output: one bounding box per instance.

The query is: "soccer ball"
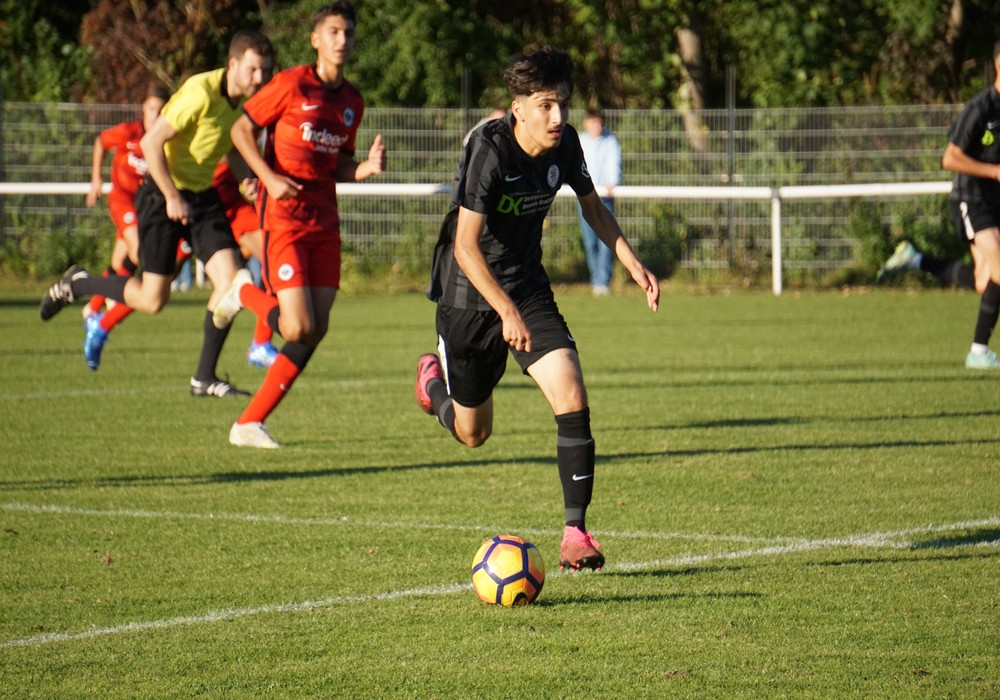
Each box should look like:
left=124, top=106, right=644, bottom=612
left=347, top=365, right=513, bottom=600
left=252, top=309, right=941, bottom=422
left=470, top=534, right=545, bottom=606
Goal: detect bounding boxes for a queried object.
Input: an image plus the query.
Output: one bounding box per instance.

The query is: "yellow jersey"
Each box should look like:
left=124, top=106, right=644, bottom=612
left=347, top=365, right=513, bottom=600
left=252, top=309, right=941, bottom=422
left=161, top=68, right=244, bottom=193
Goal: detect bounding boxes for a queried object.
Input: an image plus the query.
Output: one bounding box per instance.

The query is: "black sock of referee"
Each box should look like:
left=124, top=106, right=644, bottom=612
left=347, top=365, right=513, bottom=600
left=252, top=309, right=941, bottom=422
left=194, top=309, right=231, bottom=381
left=556, top=408, right=595, bottom=531
left=71, top=274, right=130, bottom=304
left=919, top=256, right=975, bottom=291
left=973, top=280, right=1000, bottom=346
left=426, top=378, right=457, bottom=438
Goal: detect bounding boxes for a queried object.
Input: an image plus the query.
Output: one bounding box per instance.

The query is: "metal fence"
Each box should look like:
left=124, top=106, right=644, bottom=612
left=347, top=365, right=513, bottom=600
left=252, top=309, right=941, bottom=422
left=0, top=102, right=963, bottom=283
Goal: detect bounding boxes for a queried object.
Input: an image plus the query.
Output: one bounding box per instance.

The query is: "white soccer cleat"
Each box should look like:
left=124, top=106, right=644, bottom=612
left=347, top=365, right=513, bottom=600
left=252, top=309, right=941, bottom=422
left=229, top=421, right=281, bottom=449
left=212, top=268, right=252, bottom=329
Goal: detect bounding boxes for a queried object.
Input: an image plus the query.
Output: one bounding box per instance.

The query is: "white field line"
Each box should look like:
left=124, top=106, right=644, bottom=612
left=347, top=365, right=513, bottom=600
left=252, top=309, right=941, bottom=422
left=1, top=509, right=997, bottom=650
left=1, top=502, right=789, bottom=545
left=0, top=377, right=398, bottom=402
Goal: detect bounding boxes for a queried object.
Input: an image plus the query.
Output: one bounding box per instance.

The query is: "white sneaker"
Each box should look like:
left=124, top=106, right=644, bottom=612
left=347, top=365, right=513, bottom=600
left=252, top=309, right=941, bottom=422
left=229, top=421, right=281, bottom=449
left=212, top=268, right=252, bottom=329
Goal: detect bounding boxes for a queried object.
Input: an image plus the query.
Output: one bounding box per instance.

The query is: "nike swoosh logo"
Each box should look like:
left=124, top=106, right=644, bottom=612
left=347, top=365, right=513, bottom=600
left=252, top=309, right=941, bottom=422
left=504, top=174, right=522, bottom=182
left=571, top=474, right=593, bottom=481
left=302, top=103, right=320, bottom=111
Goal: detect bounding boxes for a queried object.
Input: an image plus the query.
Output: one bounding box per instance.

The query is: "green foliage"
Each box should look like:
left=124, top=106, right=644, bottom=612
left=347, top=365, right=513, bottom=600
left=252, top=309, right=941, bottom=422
left=0, top=0, right=91, bottom=101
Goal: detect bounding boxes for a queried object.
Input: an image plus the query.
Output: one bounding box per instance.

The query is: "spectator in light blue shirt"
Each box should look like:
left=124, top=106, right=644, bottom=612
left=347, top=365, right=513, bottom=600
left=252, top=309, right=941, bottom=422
left=577, top=109, right=621, bottom=295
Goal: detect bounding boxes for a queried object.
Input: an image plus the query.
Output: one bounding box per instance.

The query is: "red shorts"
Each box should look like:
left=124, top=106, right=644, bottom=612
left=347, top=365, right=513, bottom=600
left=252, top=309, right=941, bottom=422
left=108, top=189, right=138, bottom=238
left=264, top=231, right=341, bottom=293
left=229, top=201, right=260, bottom=244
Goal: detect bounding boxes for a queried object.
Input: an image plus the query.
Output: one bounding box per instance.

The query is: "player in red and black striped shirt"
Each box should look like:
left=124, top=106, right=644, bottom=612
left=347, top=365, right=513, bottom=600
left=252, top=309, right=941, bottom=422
left=215, top=0, right=386, bottom=448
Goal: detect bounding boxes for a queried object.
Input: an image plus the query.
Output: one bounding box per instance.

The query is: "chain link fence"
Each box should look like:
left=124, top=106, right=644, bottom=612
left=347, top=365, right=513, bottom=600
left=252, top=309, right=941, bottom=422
left=0, top=102, right=963, bottom=284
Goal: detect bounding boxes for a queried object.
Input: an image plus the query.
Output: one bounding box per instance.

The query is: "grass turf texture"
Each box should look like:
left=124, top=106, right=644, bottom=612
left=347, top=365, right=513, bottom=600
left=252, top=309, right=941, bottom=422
left=1, top=286, right=998, bottom=697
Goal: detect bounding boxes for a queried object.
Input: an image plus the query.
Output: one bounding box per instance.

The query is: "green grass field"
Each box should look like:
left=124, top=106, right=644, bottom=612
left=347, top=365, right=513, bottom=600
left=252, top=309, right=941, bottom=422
left=1, top=285, right=998, bottom=698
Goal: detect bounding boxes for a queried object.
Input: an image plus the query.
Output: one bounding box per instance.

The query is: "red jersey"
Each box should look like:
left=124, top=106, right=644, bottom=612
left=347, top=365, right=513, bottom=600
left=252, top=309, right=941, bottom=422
left=241, top=64, right=364, bottom=235
left=99, top=120, right=148, bottom=199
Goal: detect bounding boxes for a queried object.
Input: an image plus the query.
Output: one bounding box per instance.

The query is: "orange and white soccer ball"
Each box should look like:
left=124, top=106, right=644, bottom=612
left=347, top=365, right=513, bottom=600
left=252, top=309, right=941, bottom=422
left=470, top=534, right=545, bottom=606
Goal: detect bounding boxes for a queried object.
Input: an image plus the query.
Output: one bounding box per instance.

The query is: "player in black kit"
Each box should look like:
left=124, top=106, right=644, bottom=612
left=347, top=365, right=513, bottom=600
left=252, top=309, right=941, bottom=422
left=940, top=39, right=1000, bottom=369
left=414, top=47, right=660, bottom=572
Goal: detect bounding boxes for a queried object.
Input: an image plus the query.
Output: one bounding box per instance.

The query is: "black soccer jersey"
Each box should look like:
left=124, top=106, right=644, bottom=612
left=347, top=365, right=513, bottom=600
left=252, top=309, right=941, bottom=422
left=948, top=86, right=1000, bottom=205
left=427, top=114, right=595, bottom=311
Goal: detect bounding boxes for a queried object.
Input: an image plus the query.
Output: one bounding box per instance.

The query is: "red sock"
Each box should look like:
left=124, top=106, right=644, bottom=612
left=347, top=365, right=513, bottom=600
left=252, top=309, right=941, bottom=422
left=238, top=353, right=300, bottom=424
left=99, top=301, right=134, bottom=332
left=239, top=283, right=279, bottom=321
left=253, top=316, right=273, bottom=345
left=86, top=269, right=113, bottom=314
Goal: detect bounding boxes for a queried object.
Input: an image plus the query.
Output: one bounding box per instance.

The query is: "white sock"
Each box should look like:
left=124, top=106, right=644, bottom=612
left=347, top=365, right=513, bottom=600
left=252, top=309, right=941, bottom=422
left=970, top=343, right=989, bottom=355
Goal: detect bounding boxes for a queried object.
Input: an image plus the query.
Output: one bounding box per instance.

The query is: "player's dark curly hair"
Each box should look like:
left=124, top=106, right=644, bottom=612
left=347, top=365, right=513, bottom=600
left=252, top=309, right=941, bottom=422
left=503, top=46, right=574, bottom=100
left=313, top=1, right=356, bottom=29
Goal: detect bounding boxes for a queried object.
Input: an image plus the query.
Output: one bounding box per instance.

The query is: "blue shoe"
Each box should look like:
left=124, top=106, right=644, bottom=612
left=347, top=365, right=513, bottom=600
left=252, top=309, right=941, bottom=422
left=247, top=340, right=279, bottom=369
left=83, top=313, right=109, bottom=371
left=965, top=348, right=1000, bottom=369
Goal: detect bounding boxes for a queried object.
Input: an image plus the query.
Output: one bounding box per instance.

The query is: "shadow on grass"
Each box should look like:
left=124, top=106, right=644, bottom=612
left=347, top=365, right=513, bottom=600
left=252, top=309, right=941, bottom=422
left=909, top=528, right=1000, bottom=549
left=611, top=547, right=1000, bottom=580
left=529, top=590, right=764, bottom=607
left=3, top=432, right=1000, bottom=492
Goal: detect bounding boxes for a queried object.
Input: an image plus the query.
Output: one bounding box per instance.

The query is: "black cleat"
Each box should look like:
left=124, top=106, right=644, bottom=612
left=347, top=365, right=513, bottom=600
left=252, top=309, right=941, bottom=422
left=40, top=265, right=89, bottom=320
left=189, top=376, right=251, bottom=398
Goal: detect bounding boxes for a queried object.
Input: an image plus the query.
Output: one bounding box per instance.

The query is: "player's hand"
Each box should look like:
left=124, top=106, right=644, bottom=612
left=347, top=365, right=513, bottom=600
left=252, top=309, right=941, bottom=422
left=367, top=134, right=386, bottom=174
left=241, top=177, right=259, bottom=200
left=85, top=182, right=102, bottom=208
left=632, top=266, right=660, bottom=312
left=264, top=174, right=303, bottom=201
left=502, top=313, right=532, bottom=353
left=165, top=193, right=191, bottom=225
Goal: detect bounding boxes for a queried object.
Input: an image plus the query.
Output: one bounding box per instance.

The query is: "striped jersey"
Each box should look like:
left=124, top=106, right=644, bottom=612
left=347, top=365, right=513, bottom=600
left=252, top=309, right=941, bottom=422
left=948, top=86, right=1000, bottom=205
left=241, top=64, right=363, bottom=235
left=427, top=114, right=594, bottom=310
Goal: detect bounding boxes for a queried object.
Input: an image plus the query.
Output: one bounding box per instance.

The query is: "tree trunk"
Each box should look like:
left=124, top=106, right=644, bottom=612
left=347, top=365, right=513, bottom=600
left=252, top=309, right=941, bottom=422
left=675, top=26, right=707, bottom=153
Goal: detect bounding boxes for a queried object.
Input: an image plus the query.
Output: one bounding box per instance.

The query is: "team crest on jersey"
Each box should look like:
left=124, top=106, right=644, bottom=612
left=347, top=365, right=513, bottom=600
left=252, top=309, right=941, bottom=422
left=983, top=129, right=995, bottom=146
left=278, top=264, right=294, bottom=282
left=547, top=164, right=560, bottom=189
left=344, top=108, right=355, bottom=127
left=581, top=161, right=590, bottom=179
left=123, top=212, right=136, bottom=225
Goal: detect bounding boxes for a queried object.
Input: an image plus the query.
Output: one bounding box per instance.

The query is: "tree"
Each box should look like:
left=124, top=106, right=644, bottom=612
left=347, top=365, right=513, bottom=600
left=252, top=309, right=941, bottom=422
left=0, top=0, right=91, bottom=101
left=79, top=0, right=259, bottom=103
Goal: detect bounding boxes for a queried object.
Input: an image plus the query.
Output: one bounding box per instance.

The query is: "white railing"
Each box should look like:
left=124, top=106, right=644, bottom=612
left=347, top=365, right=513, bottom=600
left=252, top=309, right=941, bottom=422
left=0, top=180, right=953, bottom=295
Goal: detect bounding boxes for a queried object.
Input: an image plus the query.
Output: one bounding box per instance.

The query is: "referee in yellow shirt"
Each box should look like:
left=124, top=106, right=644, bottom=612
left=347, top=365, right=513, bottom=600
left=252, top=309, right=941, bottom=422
left=41, top=31, right=275, bottom=398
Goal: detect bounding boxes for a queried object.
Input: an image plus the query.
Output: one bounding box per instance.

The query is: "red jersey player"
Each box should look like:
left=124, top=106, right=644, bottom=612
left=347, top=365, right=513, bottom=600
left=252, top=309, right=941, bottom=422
left=216, top=0, right=386, bottom=448
left=83, top=82, right=171, bottom=322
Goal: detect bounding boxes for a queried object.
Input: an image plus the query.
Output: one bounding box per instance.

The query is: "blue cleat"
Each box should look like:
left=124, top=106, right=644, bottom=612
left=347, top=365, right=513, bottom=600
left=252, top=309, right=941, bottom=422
left=247, top=340, right=279, bottom=369
left=83, top=313, right=109, bottom=371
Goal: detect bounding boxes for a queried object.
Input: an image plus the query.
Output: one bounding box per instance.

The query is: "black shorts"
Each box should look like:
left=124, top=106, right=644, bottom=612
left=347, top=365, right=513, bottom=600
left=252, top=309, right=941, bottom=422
left=136, top=178, right=239, bottom=275
left=435, top=287, right=577, bottom=408
left=950, top=198, right=1000, bottom=246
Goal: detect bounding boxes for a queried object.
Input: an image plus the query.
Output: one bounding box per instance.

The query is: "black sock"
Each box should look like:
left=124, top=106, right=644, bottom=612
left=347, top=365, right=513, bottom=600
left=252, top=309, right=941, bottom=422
left=72, top=274, right=129, bottom=303
left=120, top=258, right=138, bottom=275
left=267, top=306, right=281, bottom=334
left=194, top=310, right=231, bottom=381
left=973, top=280, right=1000, bottom=346
left=427, top=379, right=457, bottom=437
left=920, top=256, right=975, bottom=290
left=281, top=340, right=315, bottom=370
left=555, top=408, right=595, bottom=531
